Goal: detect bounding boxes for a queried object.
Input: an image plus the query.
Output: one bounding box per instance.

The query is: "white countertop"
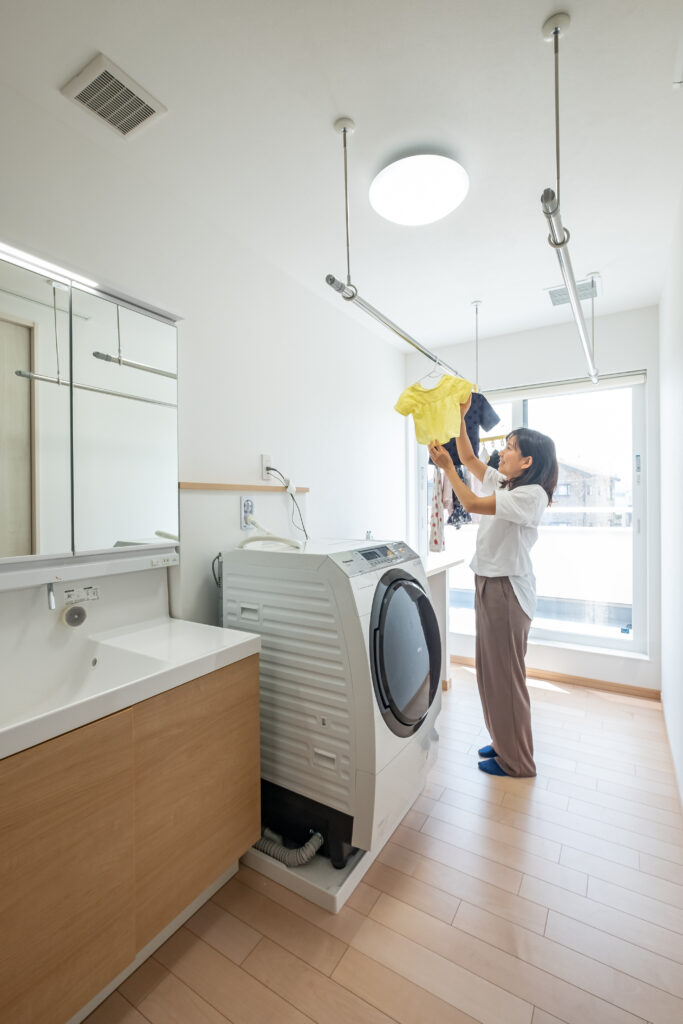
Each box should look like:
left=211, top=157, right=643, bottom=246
left=0, top=617, right=260, bottom=761
left=425, top=551, right=465, bottom=577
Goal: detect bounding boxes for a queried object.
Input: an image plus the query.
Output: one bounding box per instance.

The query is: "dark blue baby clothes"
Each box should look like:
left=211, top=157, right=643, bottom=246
left=447, top=467, right=472, bottom=528
left=428, top=392, right=500, bottom=469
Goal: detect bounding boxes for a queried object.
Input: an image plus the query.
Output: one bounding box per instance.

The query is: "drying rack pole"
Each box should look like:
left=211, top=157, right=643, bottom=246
left=326, top=117, right=462, bottom=380
left=325, top=275, right=461, bottom=378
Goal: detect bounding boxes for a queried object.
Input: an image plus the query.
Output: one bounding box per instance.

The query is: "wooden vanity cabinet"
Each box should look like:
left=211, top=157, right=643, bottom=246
left=134, top=654, right=261, bottom=947
left=0, top=710, right=136, bottom=1024
left=0, top=655, right=260, bottom=1024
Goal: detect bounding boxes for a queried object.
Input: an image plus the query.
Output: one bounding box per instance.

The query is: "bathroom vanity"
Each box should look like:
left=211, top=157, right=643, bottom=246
left=0, top=246, right=263, bottom=1023
left=0, top=619, right=260, bottom=1024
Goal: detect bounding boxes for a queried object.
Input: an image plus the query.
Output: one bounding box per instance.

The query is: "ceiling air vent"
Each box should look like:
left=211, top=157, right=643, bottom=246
left=61, top=54, right=166, bottom=137
left=546, top=275, right=601, bottom=307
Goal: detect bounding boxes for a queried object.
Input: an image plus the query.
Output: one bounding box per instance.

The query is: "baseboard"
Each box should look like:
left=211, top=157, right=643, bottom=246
left=449, top=655, right=661, bottom=702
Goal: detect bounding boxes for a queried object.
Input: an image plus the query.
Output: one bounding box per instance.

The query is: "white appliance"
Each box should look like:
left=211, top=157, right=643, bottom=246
left=221, top=539, right=441, bottom=868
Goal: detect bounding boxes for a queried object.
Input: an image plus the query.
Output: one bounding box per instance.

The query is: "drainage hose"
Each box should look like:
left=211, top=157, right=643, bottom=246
left=253, top=827, right=324, bottom=867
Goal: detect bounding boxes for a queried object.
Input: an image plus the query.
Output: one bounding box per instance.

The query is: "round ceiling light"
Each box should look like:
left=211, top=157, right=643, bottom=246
left=369, top=154, right=469, bottom=226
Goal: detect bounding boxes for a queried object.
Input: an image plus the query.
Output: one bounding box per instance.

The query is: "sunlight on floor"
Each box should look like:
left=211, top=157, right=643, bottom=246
left=455, top=664, right=569, bottom=695
left=525, top=676, right=570, bottom=694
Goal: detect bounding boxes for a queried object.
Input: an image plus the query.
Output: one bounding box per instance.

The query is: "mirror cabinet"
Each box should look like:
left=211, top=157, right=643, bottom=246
left=0, top=254, right=178, bottom=563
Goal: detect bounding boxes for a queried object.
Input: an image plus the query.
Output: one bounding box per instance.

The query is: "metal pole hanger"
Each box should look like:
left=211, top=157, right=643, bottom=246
left=325, top=117, right=462, bottom=379
left=540, top=12, right=599, bottom=384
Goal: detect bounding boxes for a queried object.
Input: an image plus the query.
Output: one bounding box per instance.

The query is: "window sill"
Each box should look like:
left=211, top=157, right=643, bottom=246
left=528, top=635, right=650, bottom=661
left=450, top=629, right=650, bottom=662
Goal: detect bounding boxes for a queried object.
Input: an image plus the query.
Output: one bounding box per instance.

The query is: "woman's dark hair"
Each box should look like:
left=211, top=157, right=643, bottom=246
left=501, top=428, right=558, bottom=504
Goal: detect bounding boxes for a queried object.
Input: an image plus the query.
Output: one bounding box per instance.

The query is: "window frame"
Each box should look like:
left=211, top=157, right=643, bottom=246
left=413, top=371, right=648, bottom=655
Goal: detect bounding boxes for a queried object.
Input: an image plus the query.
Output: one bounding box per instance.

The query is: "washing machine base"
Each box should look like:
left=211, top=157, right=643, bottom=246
left=240, top=843, right=376, bottom=913
left=260, top=779, right=357, bottom=869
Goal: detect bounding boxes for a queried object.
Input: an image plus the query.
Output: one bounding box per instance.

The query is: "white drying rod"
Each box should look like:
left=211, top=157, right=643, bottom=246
left=325, top=275, right=462, bottom=378
left=541, top=189, right=598, bottom=384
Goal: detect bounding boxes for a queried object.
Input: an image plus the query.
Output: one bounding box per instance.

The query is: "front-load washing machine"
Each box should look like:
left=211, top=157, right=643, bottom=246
left=220, top=539, right=441, bottom=867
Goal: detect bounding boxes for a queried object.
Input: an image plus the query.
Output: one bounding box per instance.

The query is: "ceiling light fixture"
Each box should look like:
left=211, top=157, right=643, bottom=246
left=369, top=154, right=469, bottom=226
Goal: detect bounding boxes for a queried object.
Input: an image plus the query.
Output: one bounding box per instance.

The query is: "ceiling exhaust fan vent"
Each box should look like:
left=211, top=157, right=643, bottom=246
left=61, top=54, right=167, bottom=137
left=547, top=275, right=601, bottom=307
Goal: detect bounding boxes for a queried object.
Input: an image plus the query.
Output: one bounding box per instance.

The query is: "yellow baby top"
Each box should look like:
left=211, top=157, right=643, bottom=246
left=394, top=375, right=476, bottom=444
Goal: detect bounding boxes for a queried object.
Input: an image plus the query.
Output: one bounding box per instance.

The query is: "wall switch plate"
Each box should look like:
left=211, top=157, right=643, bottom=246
left=240, top=496, right=255, bottom=529
left=261, top=454, right=272, bottom=481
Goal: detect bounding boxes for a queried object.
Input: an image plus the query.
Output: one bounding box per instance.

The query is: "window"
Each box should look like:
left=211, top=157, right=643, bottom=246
left=428, top=376, right=646, bottom=653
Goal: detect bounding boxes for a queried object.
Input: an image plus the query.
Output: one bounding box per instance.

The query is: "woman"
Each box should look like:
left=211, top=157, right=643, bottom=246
left=428, top=397, right=558, bottom=777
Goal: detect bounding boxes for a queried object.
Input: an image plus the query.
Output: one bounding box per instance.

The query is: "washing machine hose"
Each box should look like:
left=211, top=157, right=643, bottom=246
left=253, top=827, right=324, bottom=867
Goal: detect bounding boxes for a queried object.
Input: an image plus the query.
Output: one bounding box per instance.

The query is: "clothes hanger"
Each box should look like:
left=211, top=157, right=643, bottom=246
left=417, top=359, right=448, bottom=387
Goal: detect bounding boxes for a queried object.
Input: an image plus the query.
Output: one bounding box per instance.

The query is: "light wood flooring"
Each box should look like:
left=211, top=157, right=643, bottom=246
left=88, top=669, right=683, bottom=1024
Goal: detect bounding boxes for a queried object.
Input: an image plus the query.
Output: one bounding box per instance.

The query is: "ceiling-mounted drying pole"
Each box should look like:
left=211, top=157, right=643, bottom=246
left=540, top=13, right=598, bottom=384
left=472, top=300, right=481, bottom=390
left=326, top=274, right=461, bottom=376
left=14, top=369, right=177, bottom=409
left=92, top=303, right=177, bottom=379
left=92, top=351, right=177, bottom=379
left=326, top=117, right=462, bottom=379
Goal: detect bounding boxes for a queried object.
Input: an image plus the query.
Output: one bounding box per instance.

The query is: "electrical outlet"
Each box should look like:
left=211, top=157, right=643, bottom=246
left=261, top=453, right=272, bottom=481
left=240, top=496, right=255, bottom=529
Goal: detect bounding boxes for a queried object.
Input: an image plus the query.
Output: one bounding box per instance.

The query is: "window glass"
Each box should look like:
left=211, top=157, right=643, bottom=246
left=444, top=386, right=638, bottom=649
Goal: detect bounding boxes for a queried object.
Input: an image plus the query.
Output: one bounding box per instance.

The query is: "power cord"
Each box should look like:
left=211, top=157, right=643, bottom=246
left=266, top=465, right=309, bottom=540
left=211, top=551, right=222, bottom=587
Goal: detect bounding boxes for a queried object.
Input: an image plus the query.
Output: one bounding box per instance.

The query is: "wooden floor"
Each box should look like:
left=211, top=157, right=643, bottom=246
left=88, top=669, right=683, bottom=1024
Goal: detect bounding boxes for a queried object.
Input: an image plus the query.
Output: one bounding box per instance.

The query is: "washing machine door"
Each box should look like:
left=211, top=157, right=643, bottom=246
left=369, top=568, right=441, bottom=738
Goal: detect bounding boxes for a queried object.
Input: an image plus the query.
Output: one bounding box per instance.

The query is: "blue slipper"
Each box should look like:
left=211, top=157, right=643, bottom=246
left=478, top=757, right=509, bottom=777
left=478, top=744, right=497, bottom=758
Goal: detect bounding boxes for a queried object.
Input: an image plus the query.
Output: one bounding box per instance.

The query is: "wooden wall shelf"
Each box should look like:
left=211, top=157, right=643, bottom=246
left=179, top=482, right=309, bottom=493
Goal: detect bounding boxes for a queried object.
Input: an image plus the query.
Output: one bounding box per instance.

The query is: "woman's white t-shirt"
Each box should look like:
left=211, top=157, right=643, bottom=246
left=469, top=466, right=549, bottom=620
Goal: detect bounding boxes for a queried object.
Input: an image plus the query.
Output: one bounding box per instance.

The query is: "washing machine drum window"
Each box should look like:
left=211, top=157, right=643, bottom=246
left=370, top=569, right=441, bottom=738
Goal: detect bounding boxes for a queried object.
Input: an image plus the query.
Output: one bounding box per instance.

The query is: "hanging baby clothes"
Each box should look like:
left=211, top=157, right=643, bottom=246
left=447, top=466, right=473, bottom=529
left=487, top=449, right=501, bottom=470
left=394, top=375, right=475, bottom=444
left=429, top=467, right=447, bottom=552
left=427, top=391, right=500, bottom=467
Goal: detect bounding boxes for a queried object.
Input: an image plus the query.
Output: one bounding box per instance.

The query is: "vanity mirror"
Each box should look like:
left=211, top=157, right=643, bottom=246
left=0, top=250, right=178, bottom=565
left=71, top=290, right=178, bottom=553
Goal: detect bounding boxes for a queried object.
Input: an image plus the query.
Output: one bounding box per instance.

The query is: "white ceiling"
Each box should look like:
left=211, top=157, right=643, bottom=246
left=1, top=0, right=682, bottom=350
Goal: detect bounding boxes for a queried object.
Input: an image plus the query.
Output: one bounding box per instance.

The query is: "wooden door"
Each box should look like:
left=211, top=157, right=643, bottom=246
left=0, top=318, right=33, bottom=556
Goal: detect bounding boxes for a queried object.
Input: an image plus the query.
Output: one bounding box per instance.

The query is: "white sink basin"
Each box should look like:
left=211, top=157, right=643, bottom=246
left=0, top=617, right=260, bottom=760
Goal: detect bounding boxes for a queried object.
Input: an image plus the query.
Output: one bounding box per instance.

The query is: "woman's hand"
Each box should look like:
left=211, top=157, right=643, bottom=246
left=428, top=440, right=452, bottom=470
left=460, top=394, right=472, bottom=417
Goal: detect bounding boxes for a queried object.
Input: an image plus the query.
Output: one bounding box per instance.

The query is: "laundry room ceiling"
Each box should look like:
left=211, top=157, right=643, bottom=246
left=0, top=0, right=681, bottom=349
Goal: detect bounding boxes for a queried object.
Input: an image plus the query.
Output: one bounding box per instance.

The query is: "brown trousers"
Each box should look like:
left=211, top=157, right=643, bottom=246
left=474, top=575, right=536, bottom=778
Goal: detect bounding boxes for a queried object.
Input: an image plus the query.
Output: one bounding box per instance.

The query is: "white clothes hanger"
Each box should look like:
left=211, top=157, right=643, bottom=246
left=417, top=363, right=446, bottom=388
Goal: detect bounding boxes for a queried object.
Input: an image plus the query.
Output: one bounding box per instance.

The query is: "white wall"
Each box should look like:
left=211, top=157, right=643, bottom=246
left=405, top=306, right=661, bottom=690
left=174, top=264, right=407, bottom=625
left=0, top=80, right=407, bottom=631
left=659, top=195, right=683, bottom=797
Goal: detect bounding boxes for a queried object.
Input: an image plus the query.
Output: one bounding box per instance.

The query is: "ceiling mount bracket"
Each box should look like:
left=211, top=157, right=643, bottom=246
left=333, top=117, right=355, bottom=134
left=542, top=12, right=570, bottom=42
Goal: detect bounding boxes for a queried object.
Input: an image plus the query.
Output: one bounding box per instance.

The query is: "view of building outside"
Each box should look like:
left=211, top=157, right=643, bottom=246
left=438, top=386, right=635, bottom=647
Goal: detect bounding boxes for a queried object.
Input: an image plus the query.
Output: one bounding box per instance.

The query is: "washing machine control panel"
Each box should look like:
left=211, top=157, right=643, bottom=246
left=329, top=541, right=417, bottom=577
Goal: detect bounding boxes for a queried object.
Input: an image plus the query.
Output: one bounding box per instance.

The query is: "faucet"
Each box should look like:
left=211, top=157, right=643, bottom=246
left=47, top=582, right=56, bottom=611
